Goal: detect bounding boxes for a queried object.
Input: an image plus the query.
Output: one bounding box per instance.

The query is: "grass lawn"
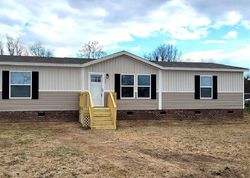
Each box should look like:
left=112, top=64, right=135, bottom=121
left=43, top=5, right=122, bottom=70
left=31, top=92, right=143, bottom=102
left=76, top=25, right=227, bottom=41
left=0, top=116, right=250, bottom=177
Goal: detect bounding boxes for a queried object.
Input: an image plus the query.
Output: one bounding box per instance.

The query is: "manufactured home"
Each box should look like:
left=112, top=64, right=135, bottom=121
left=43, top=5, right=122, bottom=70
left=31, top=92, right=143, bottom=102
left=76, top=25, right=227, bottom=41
left=0, top=51, right=248, bottom=129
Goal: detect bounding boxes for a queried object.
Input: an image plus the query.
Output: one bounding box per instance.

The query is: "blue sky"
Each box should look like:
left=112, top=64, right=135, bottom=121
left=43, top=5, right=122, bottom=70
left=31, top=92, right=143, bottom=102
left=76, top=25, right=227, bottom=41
left=0, top=0, right=250, bottom=70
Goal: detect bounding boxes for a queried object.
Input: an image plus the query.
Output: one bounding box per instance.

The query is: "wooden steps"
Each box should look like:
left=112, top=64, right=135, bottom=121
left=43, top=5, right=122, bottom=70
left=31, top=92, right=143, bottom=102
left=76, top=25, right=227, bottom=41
left=91, top=107, right=116, bottom=130
left=79, top=92, right=117, bottom=130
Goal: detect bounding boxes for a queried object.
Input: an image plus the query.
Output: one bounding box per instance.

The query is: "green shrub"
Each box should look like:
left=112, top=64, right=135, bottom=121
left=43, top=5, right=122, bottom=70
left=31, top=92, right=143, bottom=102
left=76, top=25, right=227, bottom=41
left=245, top=100, right=250, bottom=114
left=245, top=100, right=250, bottom=108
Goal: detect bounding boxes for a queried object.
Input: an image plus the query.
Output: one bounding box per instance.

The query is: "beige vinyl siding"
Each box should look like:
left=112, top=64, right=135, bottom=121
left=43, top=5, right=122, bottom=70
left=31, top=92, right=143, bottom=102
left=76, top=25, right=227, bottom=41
left=84, top=55, right=158, bottom=91
left=0, top=92, right=79, bottom=111
left=117, top=100, right=158, bottom=110
left=162, top=92, right=243, bottom=109
left=117, top=93, right=158, bottom=110
left=103, top=92, right=158, bottom=110
left=0, top=66, right=81, bottom=91
left=162, top=70, right=243, bottom=92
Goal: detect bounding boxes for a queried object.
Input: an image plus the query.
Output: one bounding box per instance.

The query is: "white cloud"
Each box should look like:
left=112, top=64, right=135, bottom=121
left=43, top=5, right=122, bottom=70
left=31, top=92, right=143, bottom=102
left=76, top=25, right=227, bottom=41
left=242, top=20, right=250, bottom=29
left=182, top=49, right=225, bottom=62
left=182, top=46, right=250, bottom=68
left=225, top=45, right=250, bottom=64
left=53, top=47, right=76, bottom=57
left=204, top=40, right=226, bottom=44
left=166, top=27, right=208, bottom=40
left=148, top=0, right=211, bottom=40
left=0, top=0, right=249, bottom=57
left=224, top=31, right=238, bottom=39
left=0, top=0, right=213, bottom=57
left=92, top=7, right=108, bottom=17
left=215, top=11, right=242, bottom=27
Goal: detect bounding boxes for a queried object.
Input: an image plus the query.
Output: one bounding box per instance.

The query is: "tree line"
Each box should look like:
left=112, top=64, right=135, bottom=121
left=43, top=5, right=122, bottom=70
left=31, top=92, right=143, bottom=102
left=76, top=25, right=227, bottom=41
left=78, top=41, right=182, bottom=61
left=0, top=35, right=182, bottom=62
left=0, top=35, right=54, bottom=57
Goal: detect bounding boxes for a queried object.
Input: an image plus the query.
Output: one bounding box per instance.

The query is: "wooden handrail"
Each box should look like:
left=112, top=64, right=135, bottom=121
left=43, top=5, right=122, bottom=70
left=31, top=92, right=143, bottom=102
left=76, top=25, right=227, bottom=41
left=87, top=92, right=94, bottom=108
left=79, top=92, right=85, bottom=108
left=80, top=92, right=94, bottom=108
left=109, top=93, right=117, bottom=108
left=107, top=92, right=117, bottom=129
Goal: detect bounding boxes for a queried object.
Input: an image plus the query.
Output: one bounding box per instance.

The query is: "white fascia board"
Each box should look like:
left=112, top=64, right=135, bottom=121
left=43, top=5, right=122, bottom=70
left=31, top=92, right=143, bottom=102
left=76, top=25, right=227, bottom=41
left=161, top=67, right=248, bottom=72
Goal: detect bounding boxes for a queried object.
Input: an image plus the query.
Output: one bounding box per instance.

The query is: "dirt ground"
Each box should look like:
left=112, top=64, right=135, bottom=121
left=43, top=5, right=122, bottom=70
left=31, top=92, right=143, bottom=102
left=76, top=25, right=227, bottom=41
left=0, top=116, right=250, bottom=178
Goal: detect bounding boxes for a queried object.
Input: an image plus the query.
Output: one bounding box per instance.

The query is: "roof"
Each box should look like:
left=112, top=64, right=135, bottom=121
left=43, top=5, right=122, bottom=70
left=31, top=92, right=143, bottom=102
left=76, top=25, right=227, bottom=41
left=0, top=51, right=248, bottom=71
left=151, top=61, right=247, bottom=70
left=81, top=51, right=248, bottom=71
left=0, top=55, right=95, bottom=64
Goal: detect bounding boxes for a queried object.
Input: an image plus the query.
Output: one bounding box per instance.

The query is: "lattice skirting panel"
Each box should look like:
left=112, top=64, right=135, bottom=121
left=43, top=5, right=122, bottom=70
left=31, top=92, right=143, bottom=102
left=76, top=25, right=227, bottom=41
left=79, top=109, right=90, bottom=128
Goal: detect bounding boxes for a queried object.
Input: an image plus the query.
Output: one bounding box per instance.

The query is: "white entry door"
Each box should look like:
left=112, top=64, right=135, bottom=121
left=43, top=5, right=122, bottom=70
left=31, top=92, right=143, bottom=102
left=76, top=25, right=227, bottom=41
left=89, top=74, right=104, bottom=106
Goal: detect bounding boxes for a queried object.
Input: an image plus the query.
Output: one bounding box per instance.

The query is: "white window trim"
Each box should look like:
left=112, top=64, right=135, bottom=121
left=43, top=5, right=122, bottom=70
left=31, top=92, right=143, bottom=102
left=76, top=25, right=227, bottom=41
left=120, top=74, right=135, bottom=99
left=9, top=71, right=32, bottom=100
left=137, top=74, right=151, bottom=99
left=200, top=75, right=213, bottom=100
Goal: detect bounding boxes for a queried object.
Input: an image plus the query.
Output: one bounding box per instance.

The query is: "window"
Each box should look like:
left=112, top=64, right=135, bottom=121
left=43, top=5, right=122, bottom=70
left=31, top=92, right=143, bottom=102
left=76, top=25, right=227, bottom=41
left=10, top=72, right=32, bottom=98
left=121, top=75, right=134, bottom=98
left=200, top=76, right=212, bottom=99
left=91, top=75, right=102, bottom=82
left=138, top=75, right=151, bottom=98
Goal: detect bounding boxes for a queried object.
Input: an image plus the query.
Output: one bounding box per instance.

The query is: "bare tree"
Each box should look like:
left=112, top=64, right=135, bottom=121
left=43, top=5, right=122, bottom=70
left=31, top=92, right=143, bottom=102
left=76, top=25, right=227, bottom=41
left=79, top=41, right=107, bottom=59
left=6, top=35, right=28, bottom=56
left=144, top=44, right=182, bottom=62
left=6, top=35, right=15, bottom=55
left=15, top=41, right=28, bottom=56
left=0, top=40, right=4, bottom=55
left=29, top=42, right=54, bottom=57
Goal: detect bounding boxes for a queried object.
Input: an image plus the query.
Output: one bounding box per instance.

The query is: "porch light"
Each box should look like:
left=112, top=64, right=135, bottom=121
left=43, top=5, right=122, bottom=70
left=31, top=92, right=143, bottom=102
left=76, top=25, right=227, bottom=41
left=106, top=73, right=109, bottom=79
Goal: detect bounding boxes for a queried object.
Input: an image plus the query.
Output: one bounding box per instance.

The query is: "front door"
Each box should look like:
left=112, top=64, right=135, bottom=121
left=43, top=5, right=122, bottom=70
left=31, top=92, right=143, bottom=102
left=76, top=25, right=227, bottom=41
left=89, top=74, right=104, bottom=106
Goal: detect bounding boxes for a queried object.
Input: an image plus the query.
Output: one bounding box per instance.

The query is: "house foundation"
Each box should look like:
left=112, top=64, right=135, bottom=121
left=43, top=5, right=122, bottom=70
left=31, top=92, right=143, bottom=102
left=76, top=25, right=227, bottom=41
left=0, top=111, right=78, bottom=122
left=117, top=109, right=244, bottom=120
left=0, top=109, right=243, bottom=122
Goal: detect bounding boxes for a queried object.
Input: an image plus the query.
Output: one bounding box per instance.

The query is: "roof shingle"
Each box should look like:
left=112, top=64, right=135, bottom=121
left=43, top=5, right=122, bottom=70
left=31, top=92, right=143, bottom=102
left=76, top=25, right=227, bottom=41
left=0, top=55, right=247, bottom=70
left=151, top=61, right=247, bottom=70
left=0, top=55, right=95, bottom=64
